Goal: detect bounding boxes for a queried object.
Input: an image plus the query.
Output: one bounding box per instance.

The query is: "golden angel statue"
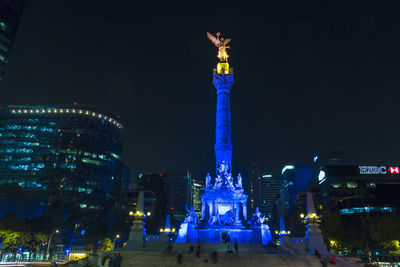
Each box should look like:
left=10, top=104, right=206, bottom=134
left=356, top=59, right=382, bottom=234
left=207, top=32, right=231, bottom=62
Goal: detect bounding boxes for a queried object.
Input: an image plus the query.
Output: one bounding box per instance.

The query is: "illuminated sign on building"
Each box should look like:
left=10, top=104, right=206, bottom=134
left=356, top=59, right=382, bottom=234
left=318, top=170, right=326, bottom=184
left=388, top=167, right=400, bottom=174
left=359, top=166, right=387, bottom=175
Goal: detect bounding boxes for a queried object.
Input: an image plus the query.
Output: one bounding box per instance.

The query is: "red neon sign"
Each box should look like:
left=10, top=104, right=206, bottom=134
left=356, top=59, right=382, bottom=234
left=388, top=167, right=399, bottom=174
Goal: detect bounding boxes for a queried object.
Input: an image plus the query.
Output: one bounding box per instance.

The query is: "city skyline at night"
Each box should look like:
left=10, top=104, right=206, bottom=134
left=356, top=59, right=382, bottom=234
left=2, top=1, right=400, bottom=179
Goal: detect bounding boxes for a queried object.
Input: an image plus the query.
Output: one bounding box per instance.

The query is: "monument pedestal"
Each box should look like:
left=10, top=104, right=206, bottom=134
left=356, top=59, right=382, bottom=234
left=127, top=220, right=145, bottom=250
left=306, top=224, right=328, bottom=255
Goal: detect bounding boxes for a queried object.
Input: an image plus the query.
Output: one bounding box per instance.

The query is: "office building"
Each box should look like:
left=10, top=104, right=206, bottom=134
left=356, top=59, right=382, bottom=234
left=134, top=170, right=191, bottom=233
left=280, top=165, right=313, bottom=215
left=0, top=105, right=129, bottom=227
left=247, top=161, right=261, bottom=215
left=191, top=179, right=204, bottom=218
left=259, top=174, right=281, bottom=219
left=0, top=0, right=26, bottom=81
left=318, top=164, right=400, bottom=214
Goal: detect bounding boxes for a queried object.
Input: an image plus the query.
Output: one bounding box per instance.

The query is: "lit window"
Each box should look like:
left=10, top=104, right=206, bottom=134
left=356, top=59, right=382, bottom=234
left=347, top=182, right=358, bottom=188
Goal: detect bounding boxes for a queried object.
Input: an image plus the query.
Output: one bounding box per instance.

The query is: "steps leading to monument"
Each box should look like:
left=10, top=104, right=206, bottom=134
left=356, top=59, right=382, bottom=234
left=104, top=251, right=325, bottom=267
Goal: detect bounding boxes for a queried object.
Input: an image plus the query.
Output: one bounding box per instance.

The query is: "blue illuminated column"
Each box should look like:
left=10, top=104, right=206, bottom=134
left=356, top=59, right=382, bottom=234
left=213, top=71, right=234, bottom=170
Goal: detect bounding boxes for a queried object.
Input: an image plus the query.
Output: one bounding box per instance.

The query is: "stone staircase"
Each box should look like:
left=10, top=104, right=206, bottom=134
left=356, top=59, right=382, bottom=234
left=77, top=242, right=361, bottom=267
left=116, top=251, right=323, bottom=267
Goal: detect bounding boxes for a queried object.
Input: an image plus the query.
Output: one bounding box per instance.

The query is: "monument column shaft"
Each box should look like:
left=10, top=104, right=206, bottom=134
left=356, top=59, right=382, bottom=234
left=213, top=72, right=234, bottom=169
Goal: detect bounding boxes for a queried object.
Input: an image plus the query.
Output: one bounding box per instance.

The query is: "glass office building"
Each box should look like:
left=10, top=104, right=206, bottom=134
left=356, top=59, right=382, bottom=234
left=0, top=105, right=128, bottom=219
left=0, top=0, right=26, bottom=81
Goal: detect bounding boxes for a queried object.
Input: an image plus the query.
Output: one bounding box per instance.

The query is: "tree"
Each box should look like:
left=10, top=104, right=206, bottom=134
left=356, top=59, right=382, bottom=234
left=98, top=238, right=113, bottom=252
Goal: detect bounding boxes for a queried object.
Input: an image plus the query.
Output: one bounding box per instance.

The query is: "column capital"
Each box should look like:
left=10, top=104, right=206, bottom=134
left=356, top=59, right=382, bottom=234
left=213, top=72, right=234, bottom=93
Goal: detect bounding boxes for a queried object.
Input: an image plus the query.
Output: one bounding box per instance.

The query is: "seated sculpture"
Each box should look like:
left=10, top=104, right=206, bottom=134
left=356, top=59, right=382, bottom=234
left=184, top=204, right=198, bottom=226
left=249, top=207, right=265, bottom=226
left=220, top=209, right=235, bottom=226
left=236, top=173, right=242, bottom=189
left=205, top=173, right=212, bottom=189
left=208, top=215, right=220, bottom=226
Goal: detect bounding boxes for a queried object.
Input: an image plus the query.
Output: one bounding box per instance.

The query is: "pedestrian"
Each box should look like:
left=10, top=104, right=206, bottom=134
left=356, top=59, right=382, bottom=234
left=104, top=256, right=111, bottom=267
left=330, top=255, right=337, bottom=264
left=211, top=251, right=218, bottom=264
left=189, top=244, right=194, bottom=254
left=177, top=253, right=182, bottom=264
left=321, top=256, right=328, bottom=267
left=83, top=258, right=91, bottom=267
left=97, top=255, right=103, bottom=267
left=101, top=255, right=107, bottom=267
left=314, top=248, right=321, bottom=258
left=114, top=253, right=122, bottom=267
left=196, top=241, right=201, bottom=258
left=234, top=238, right=238, bottom=253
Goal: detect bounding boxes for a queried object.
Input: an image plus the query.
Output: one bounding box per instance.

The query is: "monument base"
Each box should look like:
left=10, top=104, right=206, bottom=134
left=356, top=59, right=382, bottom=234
left=126, top=221, right=145, bottom=250
left=176, top=225, right=272, bottom=244
left=306, top=224, right=328, bottom=255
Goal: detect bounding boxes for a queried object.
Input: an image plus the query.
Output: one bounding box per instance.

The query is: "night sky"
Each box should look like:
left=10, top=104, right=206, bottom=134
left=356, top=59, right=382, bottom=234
left=2, top=1, right=400, bottom=179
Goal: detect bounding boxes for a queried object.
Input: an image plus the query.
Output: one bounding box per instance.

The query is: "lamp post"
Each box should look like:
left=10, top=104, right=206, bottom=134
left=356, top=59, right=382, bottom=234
left=113, top=234, right=120, bottom=250
left=46, top=230, right=59, bottom=260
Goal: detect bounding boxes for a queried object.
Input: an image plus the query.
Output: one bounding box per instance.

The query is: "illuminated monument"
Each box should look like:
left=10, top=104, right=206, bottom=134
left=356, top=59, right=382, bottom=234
left=176, top=33, right=271, bottom=244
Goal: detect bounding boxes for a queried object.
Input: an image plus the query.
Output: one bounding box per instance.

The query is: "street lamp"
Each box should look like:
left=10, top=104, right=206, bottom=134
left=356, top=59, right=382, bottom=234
left=46, top=230, right=59, bottom=260
left=113, top=234, right=120, bottom=250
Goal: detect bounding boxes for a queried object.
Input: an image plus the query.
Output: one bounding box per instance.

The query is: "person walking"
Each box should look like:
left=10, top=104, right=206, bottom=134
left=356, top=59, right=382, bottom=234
left=104, top=255, right=111, bottom=267
left=234, top=238, right=238, bottom=253
left=114, top=253, right=122, bottom=267
left=97, top=255, right=103, bottom=267
left=177, top=253, right=182, bottom=264
left=211, top=251, right=218, bottom=264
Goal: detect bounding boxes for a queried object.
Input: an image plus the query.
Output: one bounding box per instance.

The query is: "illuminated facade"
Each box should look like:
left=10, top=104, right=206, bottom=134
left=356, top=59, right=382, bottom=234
left=0, top=0, right=26, bottom=81
left=317, top=164, right=400, bottom=214
left=176, top=55, right=271, bottom=244
left=259, top=173, right=281, bottom=219
left=0, top=105, right=129, bottom=223
left=191, top=179, right=204, bottom=218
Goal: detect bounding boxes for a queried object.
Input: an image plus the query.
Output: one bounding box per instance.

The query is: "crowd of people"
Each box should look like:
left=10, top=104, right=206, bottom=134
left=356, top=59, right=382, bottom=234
left=97, top=253, right=123, bottom=267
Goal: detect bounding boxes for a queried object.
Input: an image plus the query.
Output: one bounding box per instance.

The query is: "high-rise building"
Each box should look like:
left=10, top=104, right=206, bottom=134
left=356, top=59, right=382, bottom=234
left=134, top=170, right=190, bottom=233
left=280, top=165, right=313, bottom=215
left=0, top=105, right=129, bottom=231
left=191, top=179, right=204, bottom=218
left=259, top=174, right=281, bottom=219
left=0, top=0, right=26, bottom=81
left=318, top=164, right=400, bottom=213
left=165, top=170, right=190, bottom=224
left=247, top=161, right=261, bottom=215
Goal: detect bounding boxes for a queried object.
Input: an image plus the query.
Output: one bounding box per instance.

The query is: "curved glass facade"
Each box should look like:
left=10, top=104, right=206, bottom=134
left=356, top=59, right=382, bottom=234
left=0, top=105, right=128, bottom=217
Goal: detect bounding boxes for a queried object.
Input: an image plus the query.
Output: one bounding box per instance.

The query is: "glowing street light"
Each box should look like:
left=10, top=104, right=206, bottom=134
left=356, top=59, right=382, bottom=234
left=46, top=229, right=59, bottom=260
left=113, top=234, right=120, bottom=250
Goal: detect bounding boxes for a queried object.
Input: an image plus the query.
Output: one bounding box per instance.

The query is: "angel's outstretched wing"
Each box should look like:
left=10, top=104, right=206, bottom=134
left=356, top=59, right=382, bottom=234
left=223, top=38, right=231, bottom=46
left=207, top=32, right=220, bottom=47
